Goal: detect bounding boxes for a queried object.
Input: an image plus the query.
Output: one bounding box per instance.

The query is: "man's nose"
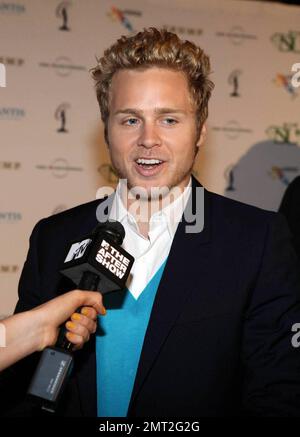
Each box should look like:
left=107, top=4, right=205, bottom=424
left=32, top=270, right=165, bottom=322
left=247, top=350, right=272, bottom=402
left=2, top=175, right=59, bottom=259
left=137, top=122, right=161, bottom=148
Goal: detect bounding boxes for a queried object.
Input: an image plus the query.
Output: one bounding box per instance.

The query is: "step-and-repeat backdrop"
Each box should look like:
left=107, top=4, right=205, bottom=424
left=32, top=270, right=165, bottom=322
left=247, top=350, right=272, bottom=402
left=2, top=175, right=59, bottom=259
left=1, top=0, right=300, bottom=316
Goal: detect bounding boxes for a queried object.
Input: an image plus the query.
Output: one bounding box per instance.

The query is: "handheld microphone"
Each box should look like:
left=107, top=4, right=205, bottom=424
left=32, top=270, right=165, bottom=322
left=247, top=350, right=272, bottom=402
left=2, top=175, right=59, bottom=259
left=27, top=220, right=134, bottom=413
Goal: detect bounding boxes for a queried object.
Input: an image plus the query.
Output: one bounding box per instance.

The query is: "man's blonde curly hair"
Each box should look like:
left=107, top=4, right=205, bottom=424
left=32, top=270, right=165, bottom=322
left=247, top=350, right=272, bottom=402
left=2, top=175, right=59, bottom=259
left=91, top=27, right=214, bottom=143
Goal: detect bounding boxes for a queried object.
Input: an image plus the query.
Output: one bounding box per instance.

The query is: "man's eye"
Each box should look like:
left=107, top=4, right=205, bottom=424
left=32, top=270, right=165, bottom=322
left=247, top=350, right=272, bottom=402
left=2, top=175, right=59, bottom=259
left=163, top=118, right=177, bottom=125
left=124, top=118, right=139, bottom=126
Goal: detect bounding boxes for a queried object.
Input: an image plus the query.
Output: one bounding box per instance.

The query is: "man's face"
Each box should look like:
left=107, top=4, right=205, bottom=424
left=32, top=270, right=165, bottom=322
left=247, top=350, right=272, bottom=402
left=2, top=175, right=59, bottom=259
left=107, top=67, right=205, bottom=198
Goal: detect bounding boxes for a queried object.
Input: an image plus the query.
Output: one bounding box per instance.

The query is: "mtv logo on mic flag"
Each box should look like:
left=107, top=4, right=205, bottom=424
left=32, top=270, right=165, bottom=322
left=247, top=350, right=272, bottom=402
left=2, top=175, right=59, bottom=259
left=64, top=238, right=92, bottom=262
left=0, top=323, right=6, bottom=347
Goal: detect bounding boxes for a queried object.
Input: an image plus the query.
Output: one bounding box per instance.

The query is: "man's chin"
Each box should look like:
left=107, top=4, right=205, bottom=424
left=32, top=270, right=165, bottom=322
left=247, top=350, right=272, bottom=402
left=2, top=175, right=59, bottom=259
left=128, top=182, right=171, bottom=201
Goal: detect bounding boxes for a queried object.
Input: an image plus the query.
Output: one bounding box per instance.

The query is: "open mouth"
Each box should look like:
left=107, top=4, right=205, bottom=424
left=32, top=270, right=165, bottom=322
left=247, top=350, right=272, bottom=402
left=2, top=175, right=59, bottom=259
left=135, top=158, right=164, bottom=169
left=134, top=158, right=166, bottom=177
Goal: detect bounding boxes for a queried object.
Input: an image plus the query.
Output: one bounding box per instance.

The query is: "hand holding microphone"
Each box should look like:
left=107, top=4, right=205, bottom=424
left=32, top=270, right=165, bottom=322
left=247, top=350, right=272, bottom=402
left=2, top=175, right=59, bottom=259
left=27, top=220, right=134, bottom=412
left=36, top=289, right=106, bottom=352
left=0, top=290, right=105, bottom=372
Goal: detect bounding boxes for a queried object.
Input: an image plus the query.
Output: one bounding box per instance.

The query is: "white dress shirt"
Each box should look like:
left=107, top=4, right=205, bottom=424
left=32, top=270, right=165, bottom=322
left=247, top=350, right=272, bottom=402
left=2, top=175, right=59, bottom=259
left=109, top=177, right=192, bottom=299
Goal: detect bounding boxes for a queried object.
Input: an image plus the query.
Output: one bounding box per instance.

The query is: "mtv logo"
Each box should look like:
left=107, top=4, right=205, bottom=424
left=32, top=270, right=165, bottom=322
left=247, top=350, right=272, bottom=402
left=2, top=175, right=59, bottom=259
left=0, top=63, right=6, bottom=88
left=64, top=238, right=92, bottom=262
left=0, top=323, right=6, bottom=347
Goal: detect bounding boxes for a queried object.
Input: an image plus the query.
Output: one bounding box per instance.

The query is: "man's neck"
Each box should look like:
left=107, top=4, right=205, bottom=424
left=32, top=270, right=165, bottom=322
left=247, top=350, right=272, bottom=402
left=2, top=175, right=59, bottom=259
left=119, top=179, right=191, bottom=238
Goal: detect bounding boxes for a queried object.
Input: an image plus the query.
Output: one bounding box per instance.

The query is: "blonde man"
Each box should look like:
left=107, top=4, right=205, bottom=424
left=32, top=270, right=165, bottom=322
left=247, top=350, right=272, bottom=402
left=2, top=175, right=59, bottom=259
left=2, top=28, right=300, bottom=417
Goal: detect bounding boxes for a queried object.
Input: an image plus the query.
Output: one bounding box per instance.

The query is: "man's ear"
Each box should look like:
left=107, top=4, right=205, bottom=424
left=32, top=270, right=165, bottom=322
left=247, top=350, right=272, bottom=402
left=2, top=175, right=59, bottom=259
left=196, top=124, right=206, bottom=148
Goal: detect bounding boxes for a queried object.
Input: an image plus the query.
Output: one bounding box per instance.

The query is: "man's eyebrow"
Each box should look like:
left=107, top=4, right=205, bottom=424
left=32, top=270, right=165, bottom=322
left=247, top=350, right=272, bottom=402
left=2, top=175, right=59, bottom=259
left=113, top=107, right=187, bottom=116
left=155, top=108, right=187, bottom=115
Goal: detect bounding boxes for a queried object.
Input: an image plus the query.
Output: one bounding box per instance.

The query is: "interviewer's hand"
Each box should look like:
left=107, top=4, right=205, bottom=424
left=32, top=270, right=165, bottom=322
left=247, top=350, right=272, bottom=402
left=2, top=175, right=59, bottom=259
left=0, top=290, right=106, bottom=372
left=35, top=289, right=106, bottom=351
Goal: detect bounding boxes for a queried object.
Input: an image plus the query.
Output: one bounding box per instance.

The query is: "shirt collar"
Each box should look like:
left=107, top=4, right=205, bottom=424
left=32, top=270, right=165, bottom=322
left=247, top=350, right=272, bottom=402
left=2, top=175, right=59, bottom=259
left=109, top=177, right=192, bottom=239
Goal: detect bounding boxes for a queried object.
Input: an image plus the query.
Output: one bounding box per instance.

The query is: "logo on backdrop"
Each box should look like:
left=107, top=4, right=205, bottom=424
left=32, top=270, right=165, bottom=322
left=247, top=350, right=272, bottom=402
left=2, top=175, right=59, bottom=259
left=0, top=212, right=22, bottom=223
left=271, top=31, right=300, bottom=53
left=266, top=123, right=300, bottom=145
left=0, top=56, right=24, bottom=67
left=224, top=165, right=236, bottom=192
left=228, top=70, right=242, bottom=97
left=212, top=120, right=252, bottom=140
left=273, top=73, right=297, bottom=98
left=163, top=25, right=203, bottom=37
left=291, top=63, right=300, bottom=88
left=269, top=166, right=299, bottom=187
left=98, top=163, right=118, bottom=184
left=0, top=3, right=25, bottom=14
left=55, top=103, right=70, bottom=132
left=0, top=161, right=21, bottom=170
left=0, top=107, right=25, bottom=120
left=107, top=6, right=141, bottom=33
left=56, top=1, right=71, bottom=31
left=216, top=26, right=257, bottom=45
left=36, top=158, right=83, bottom=178
left=0, top=265, right=19, bottom=274
left=39, top=56, right=86, bottom=77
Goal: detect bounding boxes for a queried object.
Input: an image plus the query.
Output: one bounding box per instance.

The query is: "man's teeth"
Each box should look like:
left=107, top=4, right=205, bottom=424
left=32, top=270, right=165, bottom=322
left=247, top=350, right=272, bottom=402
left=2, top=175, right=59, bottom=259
left=136, top=158, right=163, bottom=165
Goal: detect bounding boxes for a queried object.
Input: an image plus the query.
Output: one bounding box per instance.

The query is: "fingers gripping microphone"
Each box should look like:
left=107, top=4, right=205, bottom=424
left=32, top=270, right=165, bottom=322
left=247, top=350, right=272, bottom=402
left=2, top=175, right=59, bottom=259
left=27, top=220, right=134, bottom=413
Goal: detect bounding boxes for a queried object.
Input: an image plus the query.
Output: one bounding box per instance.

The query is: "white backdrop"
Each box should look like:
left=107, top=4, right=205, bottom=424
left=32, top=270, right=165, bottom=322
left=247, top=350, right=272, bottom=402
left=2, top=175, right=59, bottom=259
left=1, top=0, right=300, bottom=316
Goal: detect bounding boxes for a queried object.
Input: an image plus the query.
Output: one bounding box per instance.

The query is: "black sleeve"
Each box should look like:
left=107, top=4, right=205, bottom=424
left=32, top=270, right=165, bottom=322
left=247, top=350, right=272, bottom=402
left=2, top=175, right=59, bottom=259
left=242, top=213, right=300, bottom=416
left=279, top=177, right=300, bottom=259
left=15, top=220, right=45, bottom=313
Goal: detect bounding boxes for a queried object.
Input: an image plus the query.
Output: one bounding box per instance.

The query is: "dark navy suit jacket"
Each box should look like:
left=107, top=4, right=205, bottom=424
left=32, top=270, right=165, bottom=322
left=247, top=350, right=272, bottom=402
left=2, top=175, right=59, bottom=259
left=279, top=175, right=300, bottom=259
left=2, top=176, right=300, bottom=417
